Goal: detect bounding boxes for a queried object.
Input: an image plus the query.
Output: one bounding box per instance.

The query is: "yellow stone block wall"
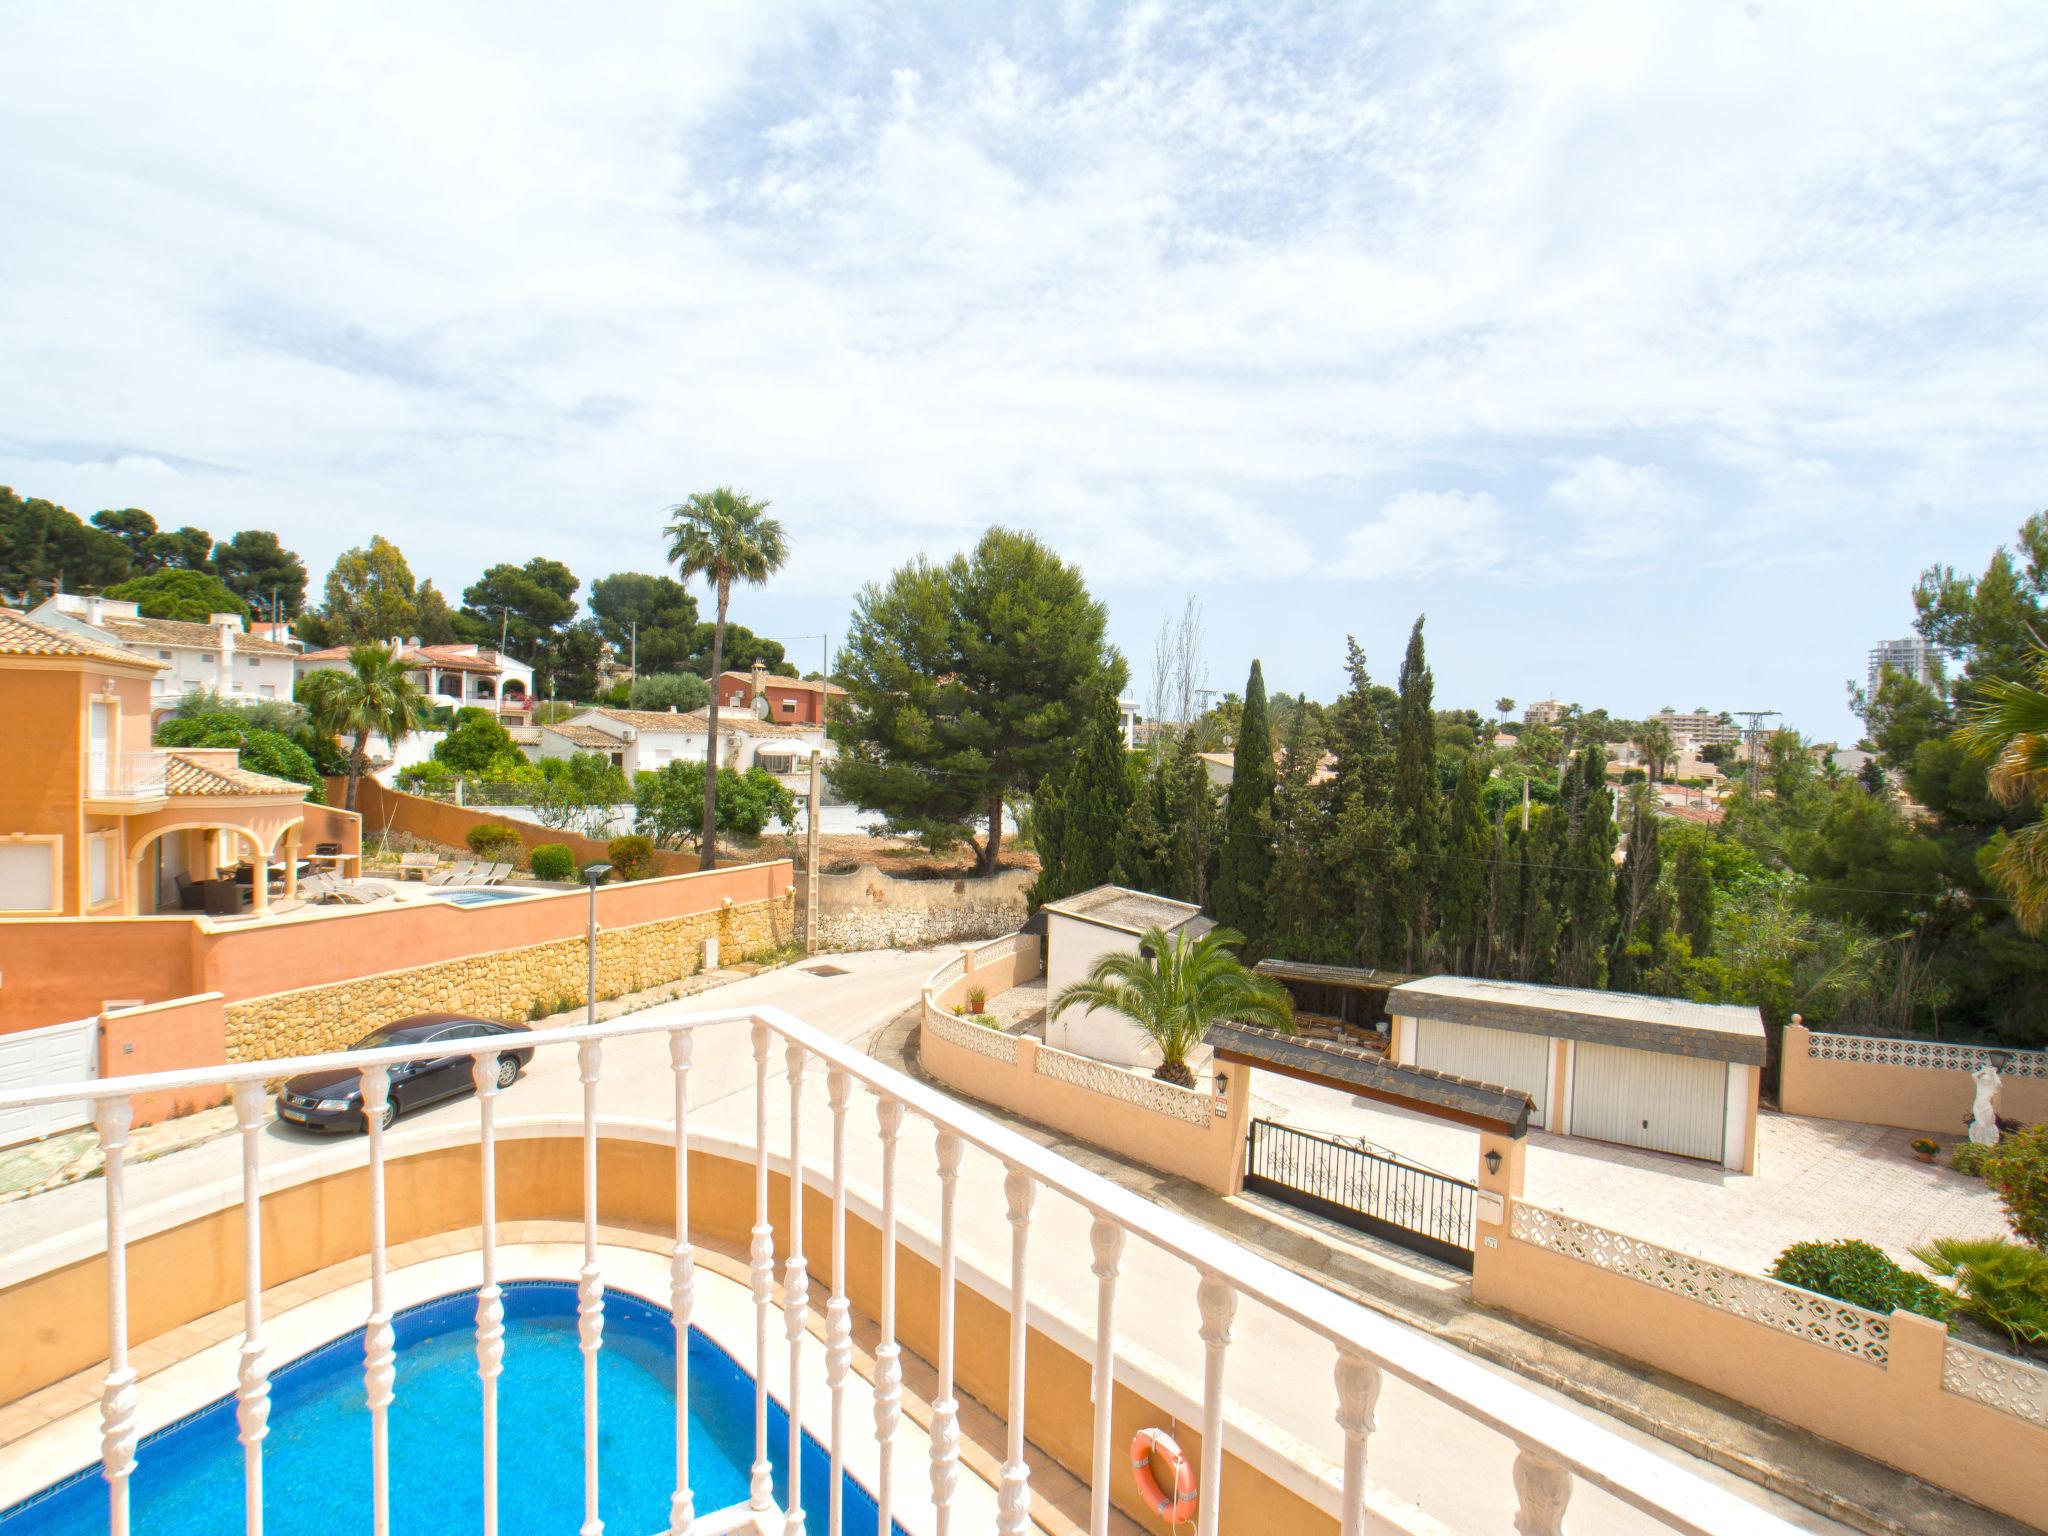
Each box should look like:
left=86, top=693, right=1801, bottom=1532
left=223, top=892, right=793, bottom=1061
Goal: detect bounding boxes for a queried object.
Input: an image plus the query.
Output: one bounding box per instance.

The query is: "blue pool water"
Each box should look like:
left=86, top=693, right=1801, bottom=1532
left=430, top=889, right=534, bottom=907
left=1, top=1282, right=899, bottom=1536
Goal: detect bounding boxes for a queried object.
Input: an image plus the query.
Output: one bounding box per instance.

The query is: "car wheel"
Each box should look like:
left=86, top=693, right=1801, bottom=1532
left=496, top=1056, right=518, bottom=1089
left=378, top=1100, right=397, bottom=1133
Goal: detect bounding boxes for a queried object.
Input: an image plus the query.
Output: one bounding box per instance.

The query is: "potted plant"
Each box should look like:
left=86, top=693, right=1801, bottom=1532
left=1911, top=1137, right=1940, bottom=1163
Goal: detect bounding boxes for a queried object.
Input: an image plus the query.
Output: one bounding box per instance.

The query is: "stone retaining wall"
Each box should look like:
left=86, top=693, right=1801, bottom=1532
left=799, top=862, right=1033, bottom=951
left=224, top=891, right=792, bottom=1060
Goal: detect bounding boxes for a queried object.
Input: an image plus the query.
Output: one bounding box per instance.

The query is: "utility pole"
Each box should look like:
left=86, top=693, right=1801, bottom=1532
left=629, top=620, right=637, bottom=685
left=1732, top=710, right=1781, bottom=797
left=1521, top=773, right=1530, bottom=833
left=805, top=749, right=823, bottom=954
left=499, top=607, right=509, bottom=656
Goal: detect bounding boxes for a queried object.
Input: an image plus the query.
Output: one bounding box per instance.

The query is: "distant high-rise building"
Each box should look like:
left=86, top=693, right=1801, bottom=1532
left=1654, top=709, right=1741, bottom=748
left=1523, top=698, right=1567, bottom=726
left=1867, top=636, right=1935, bottom=698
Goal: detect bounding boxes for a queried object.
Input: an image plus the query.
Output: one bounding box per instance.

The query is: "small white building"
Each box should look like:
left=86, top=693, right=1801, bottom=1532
left=534, top=707, right=828, bottom=789
left=297, top=641, right=533, bottom=721
left=1386, top=976, right=1764, bottom=1171
left=30, top=594, right=300, bottom=721
left=1042, top=884, right=1213, bottom=1068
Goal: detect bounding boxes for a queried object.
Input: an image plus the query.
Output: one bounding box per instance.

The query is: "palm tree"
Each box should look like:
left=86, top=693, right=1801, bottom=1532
left=299, top=644, right=429, bottom=811
left=1957, top=650, right=2048, bottom=934
left=1635, top=718, right=1676, bottom=783
left=664, top=488, right=789, bottom=869
left=1050, top=924, right=1294, bottom=1086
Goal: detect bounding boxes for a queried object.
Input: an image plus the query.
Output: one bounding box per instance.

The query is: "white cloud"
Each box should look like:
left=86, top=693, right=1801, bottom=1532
left=1336, top=491, right=1505, bottom=581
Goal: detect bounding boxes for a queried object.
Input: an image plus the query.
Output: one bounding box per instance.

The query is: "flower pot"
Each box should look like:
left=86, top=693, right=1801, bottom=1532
left=1913, top=1151, right=1935, bottom=1164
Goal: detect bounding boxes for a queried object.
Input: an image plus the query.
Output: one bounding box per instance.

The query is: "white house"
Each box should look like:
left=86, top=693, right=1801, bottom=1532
left=1042, top=884, right=1213, bottom=1068
left=29, top=594, right=300, bottom=722
left=533, top=707, right=828, bottom=788
left=297, top=641, right=533, bottom=721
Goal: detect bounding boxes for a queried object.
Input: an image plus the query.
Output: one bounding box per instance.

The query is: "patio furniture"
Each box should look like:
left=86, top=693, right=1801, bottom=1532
left=174, top=873, right=206, bottom=913
left=424, top=860, right=478, bottom=887
left=203, top=879, right=252, bottom=917
left=399, top=853, right=439, bottom=881
left=481, top=862, right=513, bottom=884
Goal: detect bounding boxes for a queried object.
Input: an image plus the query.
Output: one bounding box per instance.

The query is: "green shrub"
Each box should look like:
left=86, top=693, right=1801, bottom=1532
left=1769, top=1239, right=1954, bottom=1325
left=628, top=672, right=709, bottom=712
left=1984, top=1124, right=2048, bottom=1249
left=1911, top=1237, right=2048, bottom=1348
left=528, top=843, right=575, bottom=882
left=467, top=823, right=523, bottom=860
left=1951, top=1141, right=1996, bottom=1178
left=395, top=759, right=458, bottom=793
left=606, top=834, right=656, bottom=882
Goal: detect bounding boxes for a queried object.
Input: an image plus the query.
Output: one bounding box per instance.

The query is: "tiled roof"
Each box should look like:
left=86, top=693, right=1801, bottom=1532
left=591, top=708, right=822, bottom=739
left=543, top=721, right=629, bottom=748
left=719, top=670, right=846, bottom=696
left=299, top=643, right=504, bottom=673
left=162, top=752, right=308, bottom=797
left=0, top=609, right=168, bottom=667
left=99, top=615, right=299, bottom=657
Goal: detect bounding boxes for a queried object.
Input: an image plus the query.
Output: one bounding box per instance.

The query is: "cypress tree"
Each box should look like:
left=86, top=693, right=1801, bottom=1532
left=1437, top=753, right=1488, bottom=974
left=1609, top=783, right=1666, bottom=992
left=1675, top=837, right=1714, bottom=958
left=1480, top=814, right=1508, bottom=976
left=1513, top=811, right=1560, bottom=982
left=1029, top=679, right=1135, bottom=909
left=1387, top=617, right=1442, bottom=968
left=1555, top=745, right=1618, bottom=987
left=1214, top=660, right=1276, bottom=942
left=1264, top=702, right=1329, bottom=960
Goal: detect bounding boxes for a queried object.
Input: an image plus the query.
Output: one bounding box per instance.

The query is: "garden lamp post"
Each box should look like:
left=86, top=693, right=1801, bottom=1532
left=583, top=863, right=612, bottom=1028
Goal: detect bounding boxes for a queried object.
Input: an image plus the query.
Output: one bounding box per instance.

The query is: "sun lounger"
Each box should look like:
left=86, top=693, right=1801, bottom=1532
left=482, top=862, right=513, bottom=884
left=424, top=860, right=477, bottom=887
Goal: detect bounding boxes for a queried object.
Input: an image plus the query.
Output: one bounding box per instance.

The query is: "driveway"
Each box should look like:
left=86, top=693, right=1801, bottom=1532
left=1249, top=1073, right=2014, bottom=1274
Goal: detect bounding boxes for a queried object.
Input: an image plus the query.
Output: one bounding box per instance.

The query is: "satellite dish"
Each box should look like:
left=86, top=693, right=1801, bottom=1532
left=752, top=695, right=770, bottom=719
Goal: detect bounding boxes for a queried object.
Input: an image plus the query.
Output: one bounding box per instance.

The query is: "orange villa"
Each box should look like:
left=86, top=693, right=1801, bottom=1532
left=0, top=608, right=346, bottom=920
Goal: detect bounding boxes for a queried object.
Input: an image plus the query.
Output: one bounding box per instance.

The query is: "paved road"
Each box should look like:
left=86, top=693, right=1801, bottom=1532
left=4, top=946, right=1842, bottom=1533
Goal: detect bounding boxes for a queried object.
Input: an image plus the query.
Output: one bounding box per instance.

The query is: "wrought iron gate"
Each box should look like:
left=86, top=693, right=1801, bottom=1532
left=1245, top=1119, right=1477, bottom=1270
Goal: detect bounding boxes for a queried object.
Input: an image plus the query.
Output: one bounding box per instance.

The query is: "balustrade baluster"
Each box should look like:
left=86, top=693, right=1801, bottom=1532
left=232, top=1082, right=270, bottom=1536
left=578, top=1039, right=605, bottom=1536
left=1512, top=1444, right=1573, bottom=1536
left=872, top=1097, right=905, bottom=1536
left=360, top=1065, right=396, bottom=1536
left=670, top=1030, right=697, bottom=1536
left=471, top=1054, right=504, bottom=1536
left=1193, top=1272, right=1236, bottom=1536
left=997, top=1168, right=1035, bottom=1535
left=1334, top=1350, right=1382, bottom=1536
left=825, top=1068, right=853, bottom=1536
left=749, top=1022, right=775, bottom=1512
left=931, top=1130, right=965, bottom=1535
left=1087, top=1218, right=1124, bottom=1536
left=782, top=1044, right=809, bottom=1536
left=95, top=1098, right=138, bottom=1536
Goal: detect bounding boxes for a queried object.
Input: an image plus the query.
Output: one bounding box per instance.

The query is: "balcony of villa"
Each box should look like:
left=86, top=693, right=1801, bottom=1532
left=0, top=1005, right=1806, bottom=1536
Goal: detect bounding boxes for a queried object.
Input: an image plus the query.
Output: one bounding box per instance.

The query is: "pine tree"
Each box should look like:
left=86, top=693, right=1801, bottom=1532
left=1437, top=753, right=1488, bottom=973
left=1325, top=638, right=1394, bottom=810
left=1554, top=745, right=1618, bottom=987
left=1264, top=703, right=1330, bottom=959
left=1387, top=617, right=1442, bottom=968
left=1609, top=783, right=1667, bottom=992
left=1675, top=837, right=1714, bottom=958
left=1213, top=660, right=1276, bottom=943
left=1029, top=679, right=1135, bottom=908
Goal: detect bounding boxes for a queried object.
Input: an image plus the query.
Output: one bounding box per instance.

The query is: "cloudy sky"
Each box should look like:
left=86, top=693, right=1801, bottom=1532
left=4, top=2, right=2044, bottom=740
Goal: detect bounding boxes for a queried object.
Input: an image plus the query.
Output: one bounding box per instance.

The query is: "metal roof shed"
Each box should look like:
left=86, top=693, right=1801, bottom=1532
left=1041, top=885, right=1213, bottom=1069
left=1385, top=976, right=1765, bottom=1171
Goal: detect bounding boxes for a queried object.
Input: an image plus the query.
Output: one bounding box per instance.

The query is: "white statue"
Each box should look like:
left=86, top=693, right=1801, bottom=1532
left=1968, top=1063, right=2002, bottom=1147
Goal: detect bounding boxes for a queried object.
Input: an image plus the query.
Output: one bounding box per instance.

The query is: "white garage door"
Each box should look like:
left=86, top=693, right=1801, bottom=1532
left=1569, top=1042, right=1725, bottom=1161
left=1413, top=1018, right=1551, bottom=1120
left=0, top=1016, right=99, bottom=1145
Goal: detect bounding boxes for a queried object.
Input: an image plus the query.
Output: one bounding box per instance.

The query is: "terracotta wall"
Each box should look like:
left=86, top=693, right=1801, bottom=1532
left=0, top=862, right=792, bottom=1039
left=0, top=1133, right=1337, bottom=1536
left=1777, top=1023, right=2048, bottom=1133
left=1471, top=1195, right=2045, bottom=1526
left=297, top=802, right=362, bottom=873
left=342, top=776, right=699, bottom=876
left=98, top=994, right=230, bottom=1124
left=920, top=936, right=1252, bottom=1196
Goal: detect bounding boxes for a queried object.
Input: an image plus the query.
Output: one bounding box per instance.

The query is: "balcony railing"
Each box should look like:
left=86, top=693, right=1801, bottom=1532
left=91, top=750, right=171, bottom=798
left=0, top=1008, right=1804, bottom=1536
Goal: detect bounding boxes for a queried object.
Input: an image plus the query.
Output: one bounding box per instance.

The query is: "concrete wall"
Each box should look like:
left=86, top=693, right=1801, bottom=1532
left=1778, top=1023, right=2048, bottom=1134
left=799, top=862, right=1033, bottom=952
left=1044, top=912, right=1155, bottom=1067
left=1470, top=1190, right=2046, bottom=1527
left=342, top=776, right=700, bottom=877
left=99, top=993, right=230, bottom=1124
left=0, top=1130, right=1339, bottom=1536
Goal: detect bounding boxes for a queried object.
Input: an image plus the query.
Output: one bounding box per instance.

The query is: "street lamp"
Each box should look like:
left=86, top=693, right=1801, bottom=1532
left=583, top=863, right=612, bottom=1028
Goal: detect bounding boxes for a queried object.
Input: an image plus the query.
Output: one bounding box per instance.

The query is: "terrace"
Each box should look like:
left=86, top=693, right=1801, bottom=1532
left=0, top=1004, right=1807, bottom=1536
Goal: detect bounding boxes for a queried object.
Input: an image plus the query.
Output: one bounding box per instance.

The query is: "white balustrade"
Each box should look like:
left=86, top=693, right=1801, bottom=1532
left=232, top=1081, right=270, bottom=1536
left=0, top=1004, right=1812, bottom=1536
left=470, top=1052, right=505, bottom=1536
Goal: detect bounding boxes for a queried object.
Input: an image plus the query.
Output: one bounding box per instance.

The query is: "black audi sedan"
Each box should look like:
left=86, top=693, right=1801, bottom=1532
left=276, top=1014, right=534, bottom=1133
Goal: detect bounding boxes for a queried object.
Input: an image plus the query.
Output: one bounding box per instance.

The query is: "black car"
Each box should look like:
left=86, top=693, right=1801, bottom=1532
left=276, top=1014, right=534, bottom=1133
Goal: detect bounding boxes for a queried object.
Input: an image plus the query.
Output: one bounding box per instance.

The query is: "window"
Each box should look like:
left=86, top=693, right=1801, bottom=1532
left=89, top=833, right=114, bottom=907
left=260, top=685, right=276, bottom=698
left=0, top=840, right=58, bottom=913
left=199, top=652, right=215, bottom=664
left=157, top=650, right=172, bottom=660
left=245, top=656, right=260, bottom=667
left=781, top=699, right=797, bottom=713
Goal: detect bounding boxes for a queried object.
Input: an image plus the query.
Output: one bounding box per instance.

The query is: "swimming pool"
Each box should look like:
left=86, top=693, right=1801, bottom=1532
left=0, top=1282, right=900, bottom=1536
left=429, top=888, right=535, bottom=907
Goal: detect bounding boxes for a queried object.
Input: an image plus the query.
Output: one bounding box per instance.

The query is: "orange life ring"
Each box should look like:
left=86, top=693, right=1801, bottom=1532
left=1130, top=1426, right=1198, bottom=1523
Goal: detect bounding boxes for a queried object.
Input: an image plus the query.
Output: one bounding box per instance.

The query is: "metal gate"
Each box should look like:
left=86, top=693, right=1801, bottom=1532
left=1244, top=1119, right=1477, bottom=1270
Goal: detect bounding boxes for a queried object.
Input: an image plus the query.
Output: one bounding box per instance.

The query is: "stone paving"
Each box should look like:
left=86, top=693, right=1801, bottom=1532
left=1249, top=1073, right=2015, bottom=1273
